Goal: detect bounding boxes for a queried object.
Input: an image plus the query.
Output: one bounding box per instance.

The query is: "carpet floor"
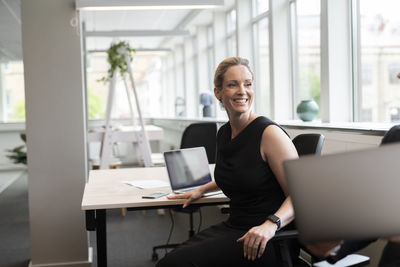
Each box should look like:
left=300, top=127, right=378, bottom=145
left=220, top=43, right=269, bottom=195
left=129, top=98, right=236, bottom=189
left=0, top=171, right=228, bottom=267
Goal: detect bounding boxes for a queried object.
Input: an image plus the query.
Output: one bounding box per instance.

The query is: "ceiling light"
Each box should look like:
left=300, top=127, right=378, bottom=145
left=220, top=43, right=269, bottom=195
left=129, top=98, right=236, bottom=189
left=88, top=48, right=172, bottom=56
left=76, top=0, right=224, bottom=11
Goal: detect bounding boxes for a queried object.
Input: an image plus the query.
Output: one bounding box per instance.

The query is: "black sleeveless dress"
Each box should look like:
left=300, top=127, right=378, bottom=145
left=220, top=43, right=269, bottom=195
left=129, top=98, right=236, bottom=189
left=215, top=116, right=286, bottom=229
left=157, top=116, right=299, bottom=267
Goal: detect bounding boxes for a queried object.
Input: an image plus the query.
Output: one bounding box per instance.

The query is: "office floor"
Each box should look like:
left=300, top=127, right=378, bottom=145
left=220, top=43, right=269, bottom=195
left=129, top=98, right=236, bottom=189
left=0, top=170, right=385, bottom=267
left=0, top=170, right=229, bottom=267
left=0, top=170, right=30, bottom=267
left=89, top=206, right=228, bottom=267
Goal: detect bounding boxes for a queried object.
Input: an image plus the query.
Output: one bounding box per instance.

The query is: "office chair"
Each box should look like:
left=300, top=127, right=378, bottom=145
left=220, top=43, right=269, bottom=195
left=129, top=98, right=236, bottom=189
left=292, top=133, right=325, bottom=156
left=152, top=122, right=217, bottom=261
left=272, top=133, right=370, bottom=267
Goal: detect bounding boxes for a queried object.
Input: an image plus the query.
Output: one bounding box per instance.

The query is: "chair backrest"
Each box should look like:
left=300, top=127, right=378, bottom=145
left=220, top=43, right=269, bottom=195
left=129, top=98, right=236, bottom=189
left=180, top=122, right=217, bottom=164
left=381, top=125, right=400, bottom=145
left=292, top=133, right=325, bottom=156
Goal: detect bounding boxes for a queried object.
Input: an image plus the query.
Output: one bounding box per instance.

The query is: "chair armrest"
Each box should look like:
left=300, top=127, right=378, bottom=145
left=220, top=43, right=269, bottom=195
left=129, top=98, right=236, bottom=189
left=271, top=230, right=299, bottom=241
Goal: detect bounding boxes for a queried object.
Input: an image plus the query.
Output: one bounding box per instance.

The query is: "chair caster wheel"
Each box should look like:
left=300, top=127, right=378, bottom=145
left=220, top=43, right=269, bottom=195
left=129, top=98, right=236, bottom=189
left=152, top=252, right=159, bottom=261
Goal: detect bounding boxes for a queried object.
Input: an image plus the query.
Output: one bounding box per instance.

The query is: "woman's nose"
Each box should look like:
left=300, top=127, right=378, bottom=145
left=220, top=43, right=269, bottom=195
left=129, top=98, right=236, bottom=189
left=237, top=84, right=246, bottom=94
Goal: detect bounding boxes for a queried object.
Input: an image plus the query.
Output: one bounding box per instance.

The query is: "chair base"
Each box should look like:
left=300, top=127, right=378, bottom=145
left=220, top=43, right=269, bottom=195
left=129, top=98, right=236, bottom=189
left=152, top=243, right=180, bottom=261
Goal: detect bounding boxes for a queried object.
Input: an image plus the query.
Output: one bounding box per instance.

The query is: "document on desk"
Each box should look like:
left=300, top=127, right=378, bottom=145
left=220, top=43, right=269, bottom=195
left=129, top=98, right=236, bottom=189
left=123, top=180, right=170, bottom=189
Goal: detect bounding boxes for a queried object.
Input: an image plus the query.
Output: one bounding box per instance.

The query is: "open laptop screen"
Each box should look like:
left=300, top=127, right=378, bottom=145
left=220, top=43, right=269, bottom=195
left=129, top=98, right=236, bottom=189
left=164, top=147, right=212, bottom=191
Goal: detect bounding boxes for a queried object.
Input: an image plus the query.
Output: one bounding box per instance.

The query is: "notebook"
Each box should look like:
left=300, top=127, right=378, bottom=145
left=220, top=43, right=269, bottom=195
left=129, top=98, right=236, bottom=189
left=284, top=143, right=400, bottom=243
left=164, top=147, right=222, bottom=196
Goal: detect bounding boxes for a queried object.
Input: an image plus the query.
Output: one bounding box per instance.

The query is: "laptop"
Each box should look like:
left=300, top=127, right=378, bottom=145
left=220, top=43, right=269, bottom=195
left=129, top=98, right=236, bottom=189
left=283, top=143, right=400, bottom=243
left=164, top=147, right=221, bottom=196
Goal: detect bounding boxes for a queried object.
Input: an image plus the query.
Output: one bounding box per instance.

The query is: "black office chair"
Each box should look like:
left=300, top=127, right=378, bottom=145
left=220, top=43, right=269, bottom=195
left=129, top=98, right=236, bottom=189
left=292, top=133, right=325, bottom=156
left=152, top=122, right=217, bottom=261
left=272, top=133, right=370, bottom=267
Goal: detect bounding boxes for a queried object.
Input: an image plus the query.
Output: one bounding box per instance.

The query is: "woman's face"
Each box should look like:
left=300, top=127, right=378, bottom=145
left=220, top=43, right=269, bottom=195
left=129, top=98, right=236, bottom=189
left=215, top=65, right=254, bottom=116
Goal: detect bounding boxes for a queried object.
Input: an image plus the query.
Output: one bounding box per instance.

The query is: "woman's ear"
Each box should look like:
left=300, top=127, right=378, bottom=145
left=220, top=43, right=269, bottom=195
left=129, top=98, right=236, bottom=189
left=214, top=87, right=221, bottom=101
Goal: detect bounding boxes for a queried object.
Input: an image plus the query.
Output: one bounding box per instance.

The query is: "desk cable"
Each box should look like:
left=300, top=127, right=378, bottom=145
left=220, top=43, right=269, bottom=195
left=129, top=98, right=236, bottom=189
left=164, top=207, right=204, bottom=254
left=165, top=209, right=175, bottom=254
left=197, top=208, right=203, bottom=233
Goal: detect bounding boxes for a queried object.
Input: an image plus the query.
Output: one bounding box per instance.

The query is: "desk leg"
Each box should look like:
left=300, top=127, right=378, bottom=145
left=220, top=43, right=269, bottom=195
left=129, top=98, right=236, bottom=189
left=96, top=209, right=107, bottom=267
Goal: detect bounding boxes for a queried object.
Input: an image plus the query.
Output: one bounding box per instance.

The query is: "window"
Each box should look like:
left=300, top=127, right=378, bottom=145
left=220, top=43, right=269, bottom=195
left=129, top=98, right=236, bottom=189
left=361, top=64, right=373, bottom=85
left=86, top=52, right=163, bottom=120
left=252, top=0, right=269, bottom=17
left=291, top=0, right=321, bottom=119
left=207, top=25, right=215, bottom=92
left=0, top=61, right=25, bottom=122
left=356, top=0, right=400, bottom=122
left=226, top=9, right=237, bottom=57
left=252, top=1, right=270, bottom=115
left=388, top=64, right=400, bottom=84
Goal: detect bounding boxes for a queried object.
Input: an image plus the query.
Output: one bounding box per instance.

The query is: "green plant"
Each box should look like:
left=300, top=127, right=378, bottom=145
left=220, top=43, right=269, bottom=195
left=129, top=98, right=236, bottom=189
left=87, top=87, right=105, bottom=119
left=98, top=41, right=135, bottom=83
left=13, top=99, right=26, bottom=121
left=6, top=133, right=27, bottom=165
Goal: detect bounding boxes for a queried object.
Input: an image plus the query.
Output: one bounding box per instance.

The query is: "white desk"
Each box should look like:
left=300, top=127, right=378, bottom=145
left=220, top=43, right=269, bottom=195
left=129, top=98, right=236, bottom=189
left=81, top=165, right=229, bottom=267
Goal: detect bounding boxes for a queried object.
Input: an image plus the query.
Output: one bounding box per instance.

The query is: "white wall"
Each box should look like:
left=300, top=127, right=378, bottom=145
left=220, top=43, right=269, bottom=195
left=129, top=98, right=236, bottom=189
left=21, top=0, right=90, bottom=266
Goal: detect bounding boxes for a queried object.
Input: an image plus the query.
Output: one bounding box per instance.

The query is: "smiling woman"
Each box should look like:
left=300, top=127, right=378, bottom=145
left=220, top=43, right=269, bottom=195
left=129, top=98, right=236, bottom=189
left=157, top=57, right=299, bottom=267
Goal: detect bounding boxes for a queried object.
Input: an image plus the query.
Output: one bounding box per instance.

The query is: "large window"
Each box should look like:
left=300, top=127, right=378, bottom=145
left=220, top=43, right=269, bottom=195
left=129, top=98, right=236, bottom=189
left=86, top=52, right=163, bottom=120
left=252, top=0, right=270, bottom=116
left=226, top=9, right=237, bottom=57
left=0, top=61, right=25, bottom=122
left=356, top=0, right=400, bottom=122
left=291, top=0, right=321, bottom=119
left=252, top=0, right=269, bottom=16
left=207, top=25, right=215, bottom=91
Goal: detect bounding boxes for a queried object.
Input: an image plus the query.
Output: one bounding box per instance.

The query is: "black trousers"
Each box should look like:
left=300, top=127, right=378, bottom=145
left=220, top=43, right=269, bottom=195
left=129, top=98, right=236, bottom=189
left=379, top=242, right=400, bottom=267
left=156, top=222, right=299, bottom=267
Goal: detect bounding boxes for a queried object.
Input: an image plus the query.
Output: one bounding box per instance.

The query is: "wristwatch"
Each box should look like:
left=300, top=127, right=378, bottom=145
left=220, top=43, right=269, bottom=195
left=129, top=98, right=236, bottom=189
left=266, top=214, right=281, bottom=231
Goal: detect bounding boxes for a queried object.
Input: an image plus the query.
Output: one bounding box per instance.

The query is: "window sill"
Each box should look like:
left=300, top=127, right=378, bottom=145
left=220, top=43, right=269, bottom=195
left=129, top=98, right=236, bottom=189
left=151, top=117, right=394, bottom=135
left=276, top=120, right=392, bottom=135
left=0, top=122, right=26, bottom=132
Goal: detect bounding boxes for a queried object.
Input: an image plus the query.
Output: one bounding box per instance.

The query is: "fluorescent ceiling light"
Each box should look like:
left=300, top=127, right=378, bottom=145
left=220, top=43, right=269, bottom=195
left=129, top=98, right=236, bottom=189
left=84, top=30, right=190, bottom=37
left=76, top=0, right=224, bottom=11
left=88, top=48, right=171, bottom=56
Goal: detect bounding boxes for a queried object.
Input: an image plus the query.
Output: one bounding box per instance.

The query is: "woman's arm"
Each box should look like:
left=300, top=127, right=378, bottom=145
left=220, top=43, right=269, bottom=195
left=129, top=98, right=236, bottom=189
left=237, top=125, right=298, bottom=261
left=262, top=125, right=298, bottom=227
left=167, top=181, right=220, bottom=208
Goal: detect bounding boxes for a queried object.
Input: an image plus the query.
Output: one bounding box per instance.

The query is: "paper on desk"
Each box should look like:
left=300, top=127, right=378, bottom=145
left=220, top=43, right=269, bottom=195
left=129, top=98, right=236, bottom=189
left=123, top=180, right=170, bottom=189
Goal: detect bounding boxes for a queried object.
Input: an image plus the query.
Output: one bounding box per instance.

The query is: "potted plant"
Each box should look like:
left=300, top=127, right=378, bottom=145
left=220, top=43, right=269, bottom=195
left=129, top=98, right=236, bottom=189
left=6, top=133, right=27, bottom=165
left=98, top=41, right=135, bottom=83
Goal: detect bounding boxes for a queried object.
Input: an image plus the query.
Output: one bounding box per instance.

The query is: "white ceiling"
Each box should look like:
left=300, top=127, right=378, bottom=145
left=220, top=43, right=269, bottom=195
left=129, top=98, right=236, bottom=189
left=82, top=9, right=192, bottom=51
left=0, top=0, right=234, bottom=62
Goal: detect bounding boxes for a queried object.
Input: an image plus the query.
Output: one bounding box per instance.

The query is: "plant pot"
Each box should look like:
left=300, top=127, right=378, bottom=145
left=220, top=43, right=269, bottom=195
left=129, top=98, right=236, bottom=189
left=296, top=100, right=319, bottom=122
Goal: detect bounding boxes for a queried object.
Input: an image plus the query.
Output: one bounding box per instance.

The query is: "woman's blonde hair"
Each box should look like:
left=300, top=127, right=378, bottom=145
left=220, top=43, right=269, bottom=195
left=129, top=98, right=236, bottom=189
left=213, top=57, right=254, bottom=90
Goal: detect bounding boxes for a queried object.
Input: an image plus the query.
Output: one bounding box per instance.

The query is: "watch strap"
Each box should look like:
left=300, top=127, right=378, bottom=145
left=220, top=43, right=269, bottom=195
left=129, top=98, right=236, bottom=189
left=267, top=214, right=281, bottom=231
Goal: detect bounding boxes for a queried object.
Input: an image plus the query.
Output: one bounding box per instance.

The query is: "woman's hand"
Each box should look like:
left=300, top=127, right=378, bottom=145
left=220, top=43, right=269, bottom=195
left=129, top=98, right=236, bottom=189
left=305, top=241, right=343, bottom=259
left=166, top=188, right=203, bottom=208
left=237, top=221, right=277, bottom=261
left=382, top=235, right=400, bottom=243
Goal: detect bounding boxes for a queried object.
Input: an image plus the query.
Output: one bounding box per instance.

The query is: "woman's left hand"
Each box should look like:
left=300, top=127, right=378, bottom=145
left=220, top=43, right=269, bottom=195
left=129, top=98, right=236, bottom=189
left=237, top=221, right=277, bottom=261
